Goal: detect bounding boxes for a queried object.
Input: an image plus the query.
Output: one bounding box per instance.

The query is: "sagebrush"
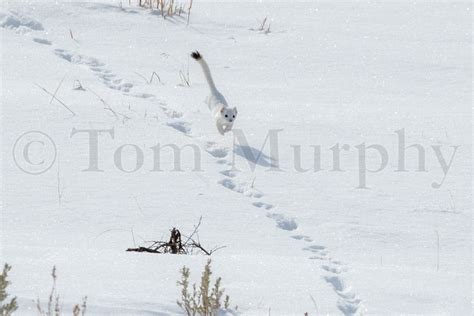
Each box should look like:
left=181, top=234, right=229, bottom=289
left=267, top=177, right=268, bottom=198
left=136, top=0, right=192, bottom=19
left=177, top=259, right=233, bottom=316
left=36, top=266, right=87, bottom=316
left=0, top=263, right=18, bottom=316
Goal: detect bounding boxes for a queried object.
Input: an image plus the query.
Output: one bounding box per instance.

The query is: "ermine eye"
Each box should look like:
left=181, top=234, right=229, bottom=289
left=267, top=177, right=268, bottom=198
left=233, top=115, right=235, bottom=118
left=225, top=114, right=228, bottom=117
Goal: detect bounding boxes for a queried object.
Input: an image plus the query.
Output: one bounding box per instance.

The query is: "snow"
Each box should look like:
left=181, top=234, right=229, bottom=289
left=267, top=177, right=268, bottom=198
left=1, top=0, right=471, bottom=315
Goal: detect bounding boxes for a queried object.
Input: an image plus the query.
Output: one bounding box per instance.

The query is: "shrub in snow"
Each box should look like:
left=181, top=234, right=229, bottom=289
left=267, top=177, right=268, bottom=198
left=177, top=259, right=235, bottom=316
left=36, top=266, right=87, bottom=316
left=0, top=263, right=18, bottom=316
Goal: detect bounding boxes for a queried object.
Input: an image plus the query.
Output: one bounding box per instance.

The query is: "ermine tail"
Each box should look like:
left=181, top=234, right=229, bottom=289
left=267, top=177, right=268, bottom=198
left=191, top=51, right=218, bottom=93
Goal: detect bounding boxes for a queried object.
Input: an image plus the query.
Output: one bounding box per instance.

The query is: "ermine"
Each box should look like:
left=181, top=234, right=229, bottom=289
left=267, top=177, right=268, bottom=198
left=191, top=51, right=237, bottom=135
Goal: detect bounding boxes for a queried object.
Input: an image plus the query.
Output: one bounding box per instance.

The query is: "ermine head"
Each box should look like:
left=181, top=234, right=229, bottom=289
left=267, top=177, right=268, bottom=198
left=219, top=107, right=238, bottom=124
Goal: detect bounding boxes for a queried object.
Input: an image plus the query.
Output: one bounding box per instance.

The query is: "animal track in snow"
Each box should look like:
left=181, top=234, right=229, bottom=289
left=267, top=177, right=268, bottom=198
left=305, top=244, right=326, bottom=251
left=216, top=159, right=230, bottom=165
left=166, top=121, right=191, bottom=135
left=266, top=213, right=298, bottom=231
left=219, top=179, right=237, bottom=190
left=205, top=144, right=228, bottom=158
left=129, top=92, right=154, bottom=99
left=54, top=48, right=134, bottom=92
left=218, top=178, right=263, bottom=198
left=33, top=38, right=52, bottom=45
left=160, top=105, right=183, bottom=119
left=291, top=235, right=313, bottom=242
left=309, top=254, right=327, bottom=260
left=252, top=201, right=273, bottom=210
left=322, top=264, right=345, bottom=274
left=324, top=274, right=362, bottom=315
left=338, top=299, right=362, bottom=315
left=303, top=244, right=328, bottom=256
left=324, top=274, right=348, bottom=293
left=301, top=241, right=363, bottom=314
left=220, top=170, right=236, bottom=178
left=331, top=259, right=342, bottom=265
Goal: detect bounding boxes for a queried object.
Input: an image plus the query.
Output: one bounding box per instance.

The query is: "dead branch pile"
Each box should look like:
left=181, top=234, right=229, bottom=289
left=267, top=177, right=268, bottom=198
left=126, top=217, right=225, bottom=255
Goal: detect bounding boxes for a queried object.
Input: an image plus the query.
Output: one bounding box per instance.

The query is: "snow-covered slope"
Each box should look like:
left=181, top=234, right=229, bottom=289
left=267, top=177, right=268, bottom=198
left=1, top=1, right=471, bottom=315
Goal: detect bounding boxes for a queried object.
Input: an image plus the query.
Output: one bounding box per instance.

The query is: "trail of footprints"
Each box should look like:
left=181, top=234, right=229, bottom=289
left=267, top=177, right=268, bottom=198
left=200, top=133, right=363, bottom=314
left=54, top=49, right=134, bottom=92
left=25, top=22, right=363, bottom=315
left=303, top=243, right=362, bottom=314
left=23, top=31, right=135, bottom=93
left=207, top=140, right=362, bottom=313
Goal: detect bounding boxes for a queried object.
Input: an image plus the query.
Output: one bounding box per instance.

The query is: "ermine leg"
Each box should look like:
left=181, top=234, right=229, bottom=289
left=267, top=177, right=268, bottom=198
left=216, top=122, right=225, bottom=135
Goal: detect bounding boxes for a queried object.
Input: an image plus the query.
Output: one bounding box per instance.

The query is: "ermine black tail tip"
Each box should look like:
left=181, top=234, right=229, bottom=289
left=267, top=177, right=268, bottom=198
left=191, top=51, right=202, bottom=60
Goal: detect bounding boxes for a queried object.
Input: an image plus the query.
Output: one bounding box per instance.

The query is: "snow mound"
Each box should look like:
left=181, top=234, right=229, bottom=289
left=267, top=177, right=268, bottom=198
left=0, top=9, right=44, bottom=33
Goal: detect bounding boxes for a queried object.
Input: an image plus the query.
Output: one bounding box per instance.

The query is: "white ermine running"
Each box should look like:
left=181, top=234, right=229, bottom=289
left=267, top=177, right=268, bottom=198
left=191, top=51, right=238, bottom=135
